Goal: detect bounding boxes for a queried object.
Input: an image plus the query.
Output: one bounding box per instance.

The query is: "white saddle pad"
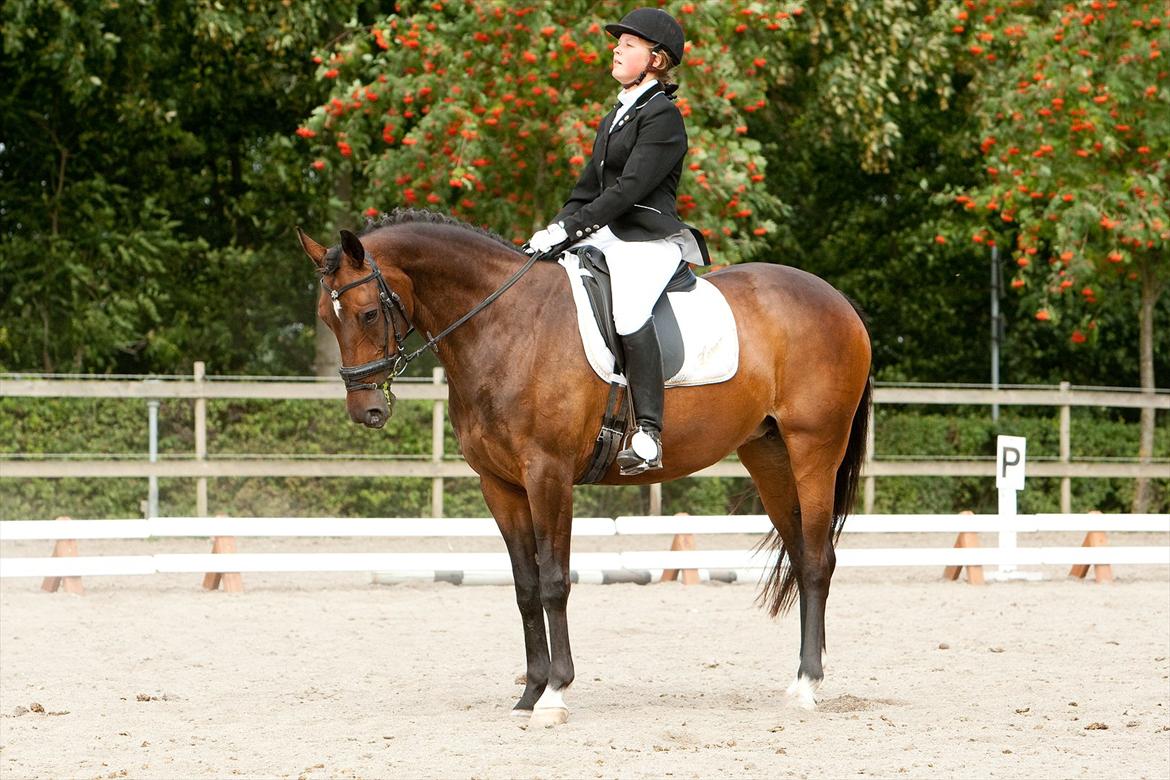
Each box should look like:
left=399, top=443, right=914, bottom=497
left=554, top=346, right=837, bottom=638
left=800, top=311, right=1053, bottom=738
left=557, top=253, right=739, bottom=387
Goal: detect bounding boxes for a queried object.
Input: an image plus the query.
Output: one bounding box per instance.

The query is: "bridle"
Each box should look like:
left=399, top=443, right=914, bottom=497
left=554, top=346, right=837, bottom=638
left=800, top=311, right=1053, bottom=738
left=319, top=252, right=413, bottom=394
left=320, top=248, right=543, bottom=399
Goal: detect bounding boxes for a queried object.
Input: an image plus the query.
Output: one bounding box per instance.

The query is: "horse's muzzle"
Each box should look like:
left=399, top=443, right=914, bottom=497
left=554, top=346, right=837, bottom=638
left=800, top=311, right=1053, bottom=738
left=347, top=388, right=389, bottom=429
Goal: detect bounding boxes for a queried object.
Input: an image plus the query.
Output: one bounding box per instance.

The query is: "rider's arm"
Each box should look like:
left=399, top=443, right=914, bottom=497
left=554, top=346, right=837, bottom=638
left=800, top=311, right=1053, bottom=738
left=556, top=105, right=686, bottom=241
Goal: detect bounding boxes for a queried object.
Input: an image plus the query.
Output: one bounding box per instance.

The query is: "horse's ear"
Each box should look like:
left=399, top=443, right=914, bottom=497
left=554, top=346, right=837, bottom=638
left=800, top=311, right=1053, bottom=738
left=297, top=226, right=328, bottom=268
left=339, top=229, right=366, bottom=268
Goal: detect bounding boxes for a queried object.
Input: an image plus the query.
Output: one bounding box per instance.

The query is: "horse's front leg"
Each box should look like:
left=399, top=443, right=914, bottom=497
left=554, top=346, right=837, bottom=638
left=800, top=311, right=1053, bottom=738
left=479, top=474, right=549, bottom=716
left=526, top=470, right=576, bottom=728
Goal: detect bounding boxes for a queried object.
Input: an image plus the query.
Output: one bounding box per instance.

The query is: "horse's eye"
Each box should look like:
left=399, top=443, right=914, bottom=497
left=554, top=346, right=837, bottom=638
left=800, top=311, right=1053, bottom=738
left=363, top=309, right=379, bottom=325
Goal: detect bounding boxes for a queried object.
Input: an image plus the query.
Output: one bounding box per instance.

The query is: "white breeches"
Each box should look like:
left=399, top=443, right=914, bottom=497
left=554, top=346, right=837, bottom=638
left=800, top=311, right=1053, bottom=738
left=571, top=226, right=683, bottom=335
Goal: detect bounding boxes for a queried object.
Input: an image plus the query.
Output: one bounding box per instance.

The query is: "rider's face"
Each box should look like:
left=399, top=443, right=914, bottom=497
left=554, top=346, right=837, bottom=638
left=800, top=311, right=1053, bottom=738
left=611, top=33, right=656, bottom=86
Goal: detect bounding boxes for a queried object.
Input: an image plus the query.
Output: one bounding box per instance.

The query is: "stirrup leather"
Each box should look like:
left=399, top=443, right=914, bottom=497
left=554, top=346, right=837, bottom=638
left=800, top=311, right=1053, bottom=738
left=617, top=428, right=662, bottom=476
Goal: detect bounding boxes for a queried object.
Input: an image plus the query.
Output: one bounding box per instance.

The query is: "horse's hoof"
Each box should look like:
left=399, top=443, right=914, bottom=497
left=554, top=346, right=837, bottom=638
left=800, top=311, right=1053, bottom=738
left=793, top=692, right=818, bottom=711
left=510, top=707, right=532, bottom=719
left=786, top=676, right=819, bottom=710
left=528, top=707, right=569, bottom=728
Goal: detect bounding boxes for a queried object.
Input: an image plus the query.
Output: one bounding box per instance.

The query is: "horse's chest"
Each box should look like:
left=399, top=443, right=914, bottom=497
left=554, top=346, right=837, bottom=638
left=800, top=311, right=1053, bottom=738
left=447, top=397, right=511, bottom=471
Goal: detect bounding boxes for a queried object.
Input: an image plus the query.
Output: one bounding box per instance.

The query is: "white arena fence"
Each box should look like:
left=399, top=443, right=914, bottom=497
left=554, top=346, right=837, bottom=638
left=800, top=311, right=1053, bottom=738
left=2, top=514, right=1166, bottom=586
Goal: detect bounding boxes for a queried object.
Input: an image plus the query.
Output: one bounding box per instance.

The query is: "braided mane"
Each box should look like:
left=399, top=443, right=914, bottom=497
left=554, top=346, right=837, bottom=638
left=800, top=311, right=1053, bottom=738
left=319, top=208, right=520, bottom=276
left=363, top=208, right=515, bottom=248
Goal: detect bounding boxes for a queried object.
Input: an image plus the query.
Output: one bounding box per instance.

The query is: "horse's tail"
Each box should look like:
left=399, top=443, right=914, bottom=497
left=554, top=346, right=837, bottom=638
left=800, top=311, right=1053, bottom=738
left=758, top=301, right=872, bottom=618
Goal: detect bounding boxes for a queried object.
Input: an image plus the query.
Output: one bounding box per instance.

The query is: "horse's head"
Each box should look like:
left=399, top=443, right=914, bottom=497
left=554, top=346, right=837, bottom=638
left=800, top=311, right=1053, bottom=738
left=298, top=227, right=415, bottom=429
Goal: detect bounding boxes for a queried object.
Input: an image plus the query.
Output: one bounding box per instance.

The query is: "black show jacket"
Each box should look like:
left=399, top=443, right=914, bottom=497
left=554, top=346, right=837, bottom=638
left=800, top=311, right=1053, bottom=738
left=552, top=82, right=710, bottom=265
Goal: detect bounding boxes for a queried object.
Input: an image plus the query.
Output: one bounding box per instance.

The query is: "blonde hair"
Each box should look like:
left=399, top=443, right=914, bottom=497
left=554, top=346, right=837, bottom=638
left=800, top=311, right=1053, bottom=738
left=648, top=47, right=678, bottom=87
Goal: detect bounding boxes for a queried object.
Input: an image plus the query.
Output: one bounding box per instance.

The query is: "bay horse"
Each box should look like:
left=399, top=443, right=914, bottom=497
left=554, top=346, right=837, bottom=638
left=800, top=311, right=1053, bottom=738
left=297, top=209, right=872, bottom=727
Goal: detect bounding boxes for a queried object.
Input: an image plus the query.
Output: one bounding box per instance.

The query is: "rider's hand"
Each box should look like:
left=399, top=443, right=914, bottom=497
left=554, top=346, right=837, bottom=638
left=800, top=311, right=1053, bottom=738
left=527, top=223, right=568, bottom=254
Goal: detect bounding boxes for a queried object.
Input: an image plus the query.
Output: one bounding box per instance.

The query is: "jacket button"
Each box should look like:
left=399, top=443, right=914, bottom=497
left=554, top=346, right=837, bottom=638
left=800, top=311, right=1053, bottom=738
left=576, top=230, right=583, bottom=237
left=593, top=225, right=599, bottom=230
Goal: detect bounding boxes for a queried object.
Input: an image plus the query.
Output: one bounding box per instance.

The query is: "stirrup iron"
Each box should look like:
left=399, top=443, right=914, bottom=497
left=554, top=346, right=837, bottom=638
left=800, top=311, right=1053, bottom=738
left=617, top=427, right=662, bottom=476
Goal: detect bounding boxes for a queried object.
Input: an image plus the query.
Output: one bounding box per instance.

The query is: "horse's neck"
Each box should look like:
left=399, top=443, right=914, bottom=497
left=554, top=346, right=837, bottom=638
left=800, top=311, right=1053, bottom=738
left=379, top=228, right=543, bottom=385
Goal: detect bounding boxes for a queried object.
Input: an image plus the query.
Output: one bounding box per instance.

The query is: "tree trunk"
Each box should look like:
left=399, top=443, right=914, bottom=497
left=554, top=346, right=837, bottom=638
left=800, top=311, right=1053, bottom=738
left=1132, top=255, right=1164, bottom=513
left=313, top=169, right=351, bottom=377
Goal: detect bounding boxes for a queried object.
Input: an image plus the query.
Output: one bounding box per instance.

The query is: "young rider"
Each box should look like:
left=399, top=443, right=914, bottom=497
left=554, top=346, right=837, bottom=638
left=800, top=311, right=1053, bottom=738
left=527, top=7, right=709, bottom=476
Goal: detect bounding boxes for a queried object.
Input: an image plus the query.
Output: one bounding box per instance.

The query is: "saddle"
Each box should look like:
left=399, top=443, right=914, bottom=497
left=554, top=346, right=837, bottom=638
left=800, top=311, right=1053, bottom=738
left=556, top=246, right=738, bottom=483
left=569, top=246, right=696, bottom=484
left=573, top=245, right=696, bottom=378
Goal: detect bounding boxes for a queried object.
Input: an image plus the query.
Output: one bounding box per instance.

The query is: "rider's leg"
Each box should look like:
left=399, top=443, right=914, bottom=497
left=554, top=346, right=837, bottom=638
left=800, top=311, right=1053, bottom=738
left=605, top=235, right=681, bottom=475
left=615, top=317, right=665, bottom=474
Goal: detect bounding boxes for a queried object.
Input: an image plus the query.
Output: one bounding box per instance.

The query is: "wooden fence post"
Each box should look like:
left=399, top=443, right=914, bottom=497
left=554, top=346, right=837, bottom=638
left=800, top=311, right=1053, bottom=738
left=431, top=367, right=445, bottom=518
left=40, top=516, right=84, bottom=595
left=863, top=401, right=875, bottom=514
left=194, top=361, right=208, bottom=517
left=1059, top=381, right=1071, bottom=514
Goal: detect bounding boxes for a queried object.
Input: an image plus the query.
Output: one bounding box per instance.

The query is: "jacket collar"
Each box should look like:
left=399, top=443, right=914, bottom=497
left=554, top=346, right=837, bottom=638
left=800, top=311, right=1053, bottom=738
left=602, top=82, right=678, bottom=143
left=617, top=78, right=659, bottom=109
left=635, top=81, right=677, bottom=108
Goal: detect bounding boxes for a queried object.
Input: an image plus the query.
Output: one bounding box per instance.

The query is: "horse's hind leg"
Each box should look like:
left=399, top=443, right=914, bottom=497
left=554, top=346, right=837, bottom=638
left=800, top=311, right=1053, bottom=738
left=782, top=425, right=849, bottom=709
left=737, top=429, right=815, bottom=700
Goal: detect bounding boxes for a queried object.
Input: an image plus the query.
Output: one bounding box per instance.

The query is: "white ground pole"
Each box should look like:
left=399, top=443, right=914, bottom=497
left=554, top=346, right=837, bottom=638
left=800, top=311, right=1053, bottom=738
left=989, top=434, right=1043, bottom=582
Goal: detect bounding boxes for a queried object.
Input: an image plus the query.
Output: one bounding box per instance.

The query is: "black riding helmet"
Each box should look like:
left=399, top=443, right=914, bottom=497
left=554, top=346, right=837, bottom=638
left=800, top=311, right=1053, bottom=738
left=605, top=7, right=685, bottom=65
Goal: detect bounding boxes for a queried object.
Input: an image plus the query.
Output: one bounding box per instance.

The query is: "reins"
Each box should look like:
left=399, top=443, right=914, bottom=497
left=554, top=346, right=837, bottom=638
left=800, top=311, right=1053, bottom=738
left=321, top=247, right=544, bottom=397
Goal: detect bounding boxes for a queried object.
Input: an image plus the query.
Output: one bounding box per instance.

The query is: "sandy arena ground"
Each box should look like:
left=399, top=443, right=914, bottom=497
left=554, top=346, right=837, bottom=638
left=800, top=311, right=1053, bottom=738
left=1, top=534, right=1168, bottom=780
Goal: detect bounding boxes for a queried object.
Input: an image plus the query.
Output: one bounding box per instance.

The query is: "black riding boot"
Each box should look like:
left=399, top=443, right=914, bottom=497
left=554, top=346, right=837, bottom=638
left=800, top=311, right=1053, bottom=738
left=616, top=317, right=664, bottom=476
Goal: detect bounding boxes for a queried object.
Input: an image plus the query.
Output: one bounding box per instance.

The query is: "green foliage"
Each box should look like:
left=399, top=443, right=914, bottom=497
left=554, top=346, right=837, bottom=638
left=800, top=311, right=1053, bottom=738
left=758, top=74, right=991, bottom=382
left=2, top=0, right=1160, bottom=388
left=0, top=0, right=368, bottom=374
left=937, top=1, right=1169, bottom=338
left=796, top=0, right=960, bottom=173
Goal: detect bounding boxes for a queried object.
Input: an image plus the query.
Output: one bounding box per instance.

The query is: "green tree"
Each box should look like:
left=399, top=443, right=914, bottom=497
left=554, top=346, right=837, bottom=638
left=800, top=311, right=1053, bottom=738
left=0, top=0, right=371, bottom=374
left=939, top=1, right=1168, bottom=509
left=752, top=1, right=994, bottom=381
left=790, top=0, right=959, bottom=175
left=1, top=2, right=201, bottom=371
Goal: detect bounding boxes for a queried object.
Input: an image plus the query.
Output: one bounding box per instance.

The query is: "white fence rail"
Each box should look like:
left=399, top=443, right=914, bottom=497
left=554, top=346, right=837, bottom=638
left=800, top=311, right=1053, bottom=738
left=3, top=514, right=1166, bottom=581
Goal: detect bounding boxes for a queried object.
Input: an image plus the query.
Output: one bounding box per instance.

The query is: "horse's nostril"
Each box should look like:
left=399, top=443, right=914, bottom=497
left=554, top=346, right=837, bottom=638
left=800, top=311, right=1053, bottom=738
left=365, top=409, right=384, bottom=428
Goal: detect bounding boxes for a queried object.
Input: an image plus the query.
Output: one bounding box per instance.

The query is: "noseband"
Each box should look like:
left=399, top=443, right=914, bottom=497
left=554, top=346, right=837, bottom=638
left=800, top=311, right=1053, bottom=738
left=319, top=253, right=414, bottom=394
left=320, top=248, right=543, bottom=397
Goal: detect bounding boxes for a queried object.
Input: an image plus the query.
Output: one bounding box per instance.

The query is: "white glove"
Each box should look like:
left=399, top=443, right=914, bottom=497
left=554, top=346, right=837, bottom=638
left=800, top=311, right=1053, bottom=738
left=527, top=222, right=568, bottom=253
